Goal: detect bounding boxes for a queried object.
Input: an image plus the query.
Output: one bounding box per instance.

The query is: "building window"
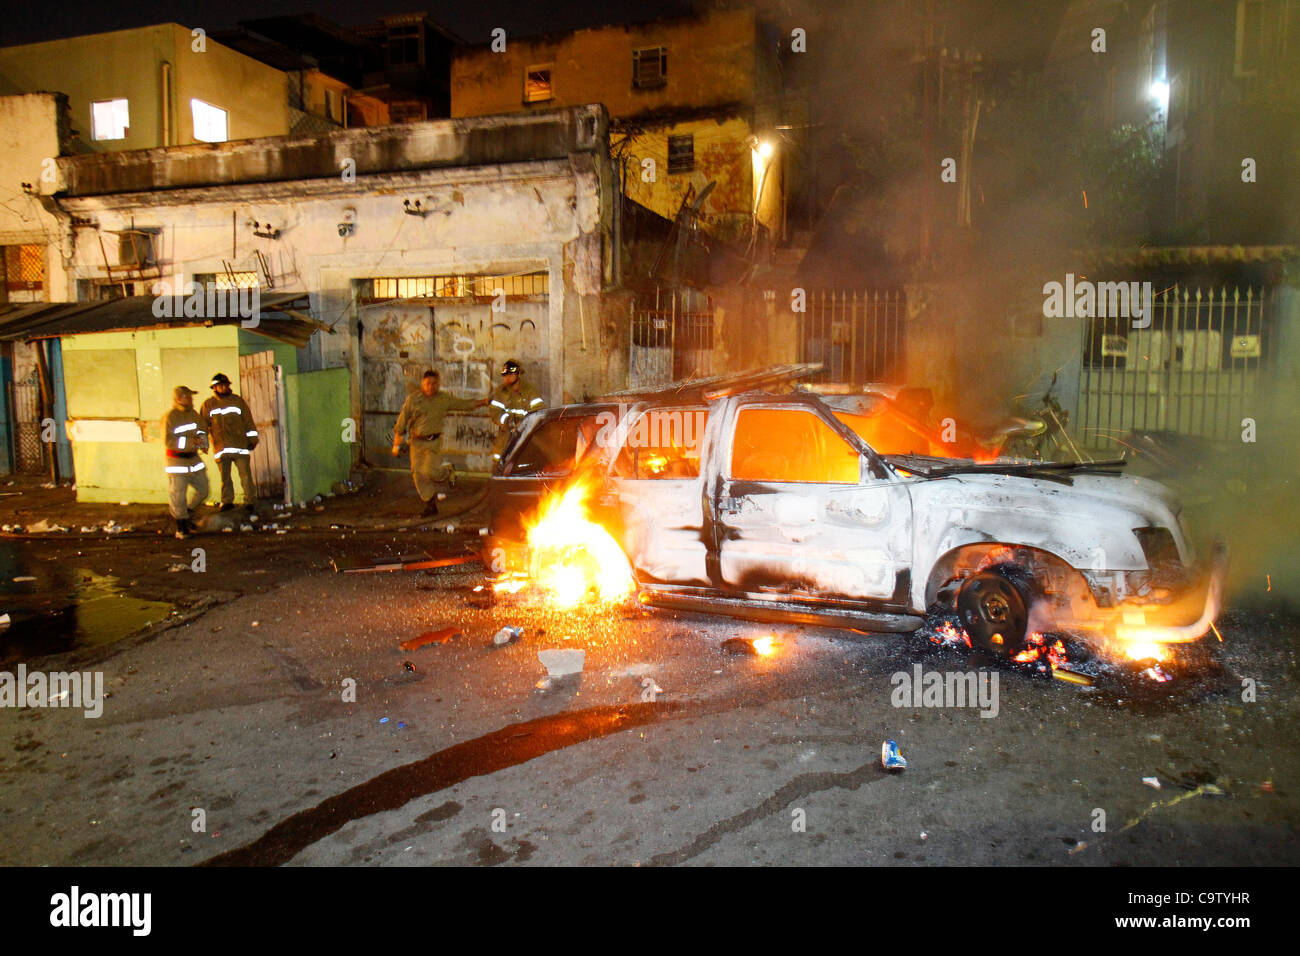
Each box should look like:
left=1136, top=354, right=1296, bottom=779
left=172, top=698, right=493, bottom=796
left=91, top=99, right=130, bottom=141
left=1235, top=0, right=1288, bottom=76
left=192, top=272, right=259, bottom=290
left=1, top=245, right=45, bottom=299
left=668, top=134, right=694, bottom=174
left=388, top=24, right=423, bottom=66
left=525, top=65, right=553, bottom=103
left=191, top=99, right=228, bottom=142
left=360, top=272, right=549, bottom=302
left=633, top=46, right=667, bottom=88
left=324, top=89, right=337, bottom=121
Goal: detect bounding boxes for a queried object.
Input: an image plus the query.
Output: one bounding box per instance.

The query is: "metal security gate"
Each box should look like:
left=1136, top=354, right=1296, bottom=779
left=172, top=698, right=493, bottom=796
left=11, top=379, right=45, bottom=473
left=238, top=351, right=286, bottom=500
left=796, top=289, right=907, bottom=385
left=1079, top=286, right=1270, bottom=446
left=629, top=287, right=715, bottom=388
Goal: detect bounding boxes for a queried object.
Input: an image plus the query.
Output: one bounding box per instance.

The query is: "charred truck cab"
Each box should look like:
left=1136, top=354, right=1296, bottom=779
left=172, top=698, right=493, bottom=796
left=487, top=369, right=1225, bottom=658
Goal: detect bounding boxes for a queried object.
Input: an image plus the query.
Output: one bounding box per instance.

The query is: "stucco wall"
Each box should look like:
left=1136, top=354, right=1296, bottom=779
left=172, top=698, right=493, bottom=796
left=451, top=8, right=757, bottom=120
left=0, top=24, right=288, bottom=152
left=60, top=325, right=240, bottom=503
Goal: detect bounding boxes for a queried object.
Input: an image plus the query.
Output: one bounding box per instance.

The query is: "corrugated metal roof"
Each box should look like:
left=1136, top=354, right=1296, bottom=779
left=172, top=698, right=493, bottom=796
left=0, top=292, right=322, bottom=348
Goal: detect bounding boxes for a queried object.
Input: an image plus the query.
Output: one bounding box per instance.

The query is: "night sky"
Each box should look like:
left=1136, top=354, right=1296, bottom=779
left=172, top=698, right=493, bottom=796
left=3, top=0, right=695, bottom=46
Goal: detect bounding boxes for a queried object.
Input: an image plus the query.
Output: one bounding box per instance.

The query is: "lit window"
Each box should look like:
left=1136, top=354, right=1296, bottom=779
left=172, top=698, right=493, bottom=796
left=633, top=47, right=667, bottom=88
left=191, top=99, right=228, bottom=143
left=525, top=66, right=553, bottom=103
left=91, top=99, right=130, bottom=141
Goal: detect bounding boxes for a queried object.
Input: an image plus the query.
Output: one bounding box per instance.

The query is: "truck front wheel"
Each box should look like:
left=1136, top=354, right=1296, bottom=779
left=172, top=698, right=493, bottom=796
left=956, top=564, right=1035, bottom=655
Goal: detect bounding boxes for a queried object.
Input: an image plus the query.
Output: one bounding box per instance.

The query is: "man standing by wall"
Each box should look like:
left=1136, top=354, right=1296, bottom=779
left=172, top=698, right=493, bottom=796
left=162, top=385, right=209, bottom=539
left=200, top=373, right=259, bottom=512
left=392, top=369, right=484, bottom=517
left=488, top=359, right=545, bottom=463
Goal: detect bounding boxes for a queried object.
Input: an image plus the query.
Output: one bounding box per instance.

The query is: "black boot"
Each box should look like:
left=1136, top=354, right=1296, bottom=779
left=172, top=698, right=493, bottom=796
left=420, top=498, right=439, bottom=518
left=175, top=518, right=191, bottom=540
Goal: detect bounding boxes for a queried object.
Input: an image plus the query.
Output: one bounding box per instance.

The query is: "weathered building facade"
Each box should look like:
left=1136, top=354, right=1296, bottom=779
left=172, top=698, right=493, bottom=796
left=25, top=105, right=616, bottom=492
left=451, top=7, right=785, bottom=246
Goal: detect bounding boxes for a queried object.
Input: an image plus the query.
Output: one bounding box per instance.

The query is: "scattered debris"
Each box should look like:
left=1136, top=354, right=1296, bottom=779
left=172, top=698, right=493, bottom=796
left=538, top=648, right=585, bottom=677
left=881, top=739, right=907, bottom=771
left=493, top=626, right=523, bottom=647
left=1068, top=840, right=1089, bottom=855
left=337, top=553, right=481, bottom=574
left=27, top=519, right=68, bottom=533
left=379, top=717, right=389, bottom=724
left=402, top=660, right=416, bottom=673
left=1052, top=667, right=1094, bottom=687
left=12, top=576, right=35, bottom=583
left=1142, top=776, right=1162, bottom=789
left=399, top=627, right=460, bottom=651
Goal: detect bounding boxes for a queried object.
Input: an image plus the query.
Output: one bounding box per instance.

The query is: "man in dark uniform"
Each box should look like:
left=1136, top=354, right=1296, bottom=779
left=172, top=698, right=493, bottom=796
left=392, top=369, right=484, bottom=517
left=199, top=373, right=259, bottom=511
left=488, top=360, right=545, bottom=463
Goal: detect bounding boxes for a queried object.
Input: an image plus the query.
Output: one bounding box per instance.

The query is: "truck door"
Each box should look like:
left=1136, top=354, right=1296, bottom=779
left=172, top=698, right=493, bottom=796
left=715, top=401, right=913, bottom=607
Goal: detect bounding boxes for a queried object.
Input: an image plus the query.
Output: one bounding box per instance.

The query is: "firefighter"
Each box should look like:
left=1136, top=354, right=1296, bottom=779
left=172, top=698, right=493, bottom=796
left=200, top=372, right=259, bottom=511
left=162, top=385, right=209, bottom=539
left=488, top=360, right=545, bottom=462
left=392, top=369, right=484, bottom=517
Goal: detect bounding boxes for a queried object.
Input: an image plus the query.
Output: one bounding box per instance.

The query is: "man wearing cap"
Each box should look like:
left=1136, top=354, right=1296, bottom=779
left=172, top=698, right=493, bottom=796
left=162, top=386, right=209, bottom=539
left=392, top=369, right=484, bottom=517
left=199, top=373, right=259, bottom=512
left=488, top=360, right=545, bottom=463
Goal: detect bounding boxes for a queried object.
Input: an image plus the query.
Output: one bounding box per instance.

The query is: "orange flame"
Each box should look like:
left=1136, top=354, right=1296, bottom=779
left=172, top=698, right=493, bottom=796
left=521, top=471, right=634, bottom=609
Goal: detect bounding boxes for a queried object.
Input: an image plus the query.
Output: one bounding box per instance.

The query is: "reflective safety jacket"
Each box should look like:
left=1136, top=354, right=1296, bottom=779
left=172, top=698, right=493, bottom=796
left=200, top=393, right=258, bottom=458
left=488, top=378, right=544, bottom=428
left=162, top=406, right=207, bottom=474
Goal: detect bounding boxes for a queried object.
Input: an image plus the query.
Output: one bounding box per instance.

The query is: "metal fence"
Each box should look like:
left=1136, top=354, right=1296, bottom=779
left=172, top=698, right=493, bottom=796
left=629, top=287, right=715, bottom=388
left=1078, top=285, right=1270, bottom=446
left=796, top=289, right=907, bottom=385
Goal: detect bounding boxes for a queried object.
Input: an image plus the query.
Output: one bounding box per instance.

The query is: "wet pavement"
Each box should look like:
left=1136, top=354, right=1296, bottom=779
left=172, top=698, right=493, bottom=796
left=1, top=551, right=1296, bottom=866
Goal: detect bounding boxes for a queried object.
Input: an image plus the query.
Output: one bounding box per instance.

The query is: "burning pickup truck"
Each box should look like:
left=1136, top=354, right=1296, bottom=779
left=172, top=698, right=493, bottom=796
left=487, top=368, right=1225, bottom=662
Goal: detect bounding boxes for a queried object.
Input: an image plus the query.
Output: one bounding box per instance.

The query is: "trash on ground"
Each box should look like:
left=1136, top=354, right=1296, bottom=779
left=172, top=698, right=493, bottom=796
left=379, top=717, right=389, bottom=724
left=12, top=576, right=35, bottom=582
left=0, top=613, right=9, bottom=630
left=721, top=637, right=758, bottom=656
left=538, top=648, right=585, bottom=677
left=1052, top=667, right=1094, bottom=687
left=881, top=739, right=908, bottom=771
left=1142, top=776, right=1162, bottom=789
left=493, top=626, right=523, bottom=647
left=28, top=519, right=68, bottom=533
left=399, top=627, right=460, bottom=651
left=402, top=660, right=417, bottom=672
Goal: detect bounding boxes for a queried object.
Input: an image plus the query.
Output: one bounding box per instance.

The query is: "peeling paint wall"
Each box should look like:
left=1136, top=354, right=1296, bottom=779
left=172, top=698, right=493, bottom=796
left=54, top=107, right=617, bottom=473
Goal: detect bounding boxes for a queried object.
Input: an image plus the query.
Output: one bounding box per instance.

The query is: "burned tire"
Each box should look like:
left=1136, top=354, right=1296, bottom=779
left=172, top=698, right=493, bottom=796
left=956, top=564, right=1036, bottom=656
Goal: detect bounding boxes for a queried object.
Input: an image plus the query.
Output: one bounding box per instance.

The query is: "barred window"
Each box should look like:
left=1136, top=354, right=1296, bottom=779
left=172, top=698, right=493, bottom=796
left=668, top=134, right=694, bottom=174
left=633, top=47, right=667, bottom=88
left=2, top=245, right=45, bottom=295
left=361, top=272, right=550, bottom=302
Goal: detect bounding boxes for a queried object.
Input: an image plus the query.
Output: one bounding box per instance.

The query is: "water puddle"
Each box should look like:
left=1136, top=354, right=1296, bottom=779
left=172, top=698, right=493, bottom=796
left=0, top=543, right=173, bottom=663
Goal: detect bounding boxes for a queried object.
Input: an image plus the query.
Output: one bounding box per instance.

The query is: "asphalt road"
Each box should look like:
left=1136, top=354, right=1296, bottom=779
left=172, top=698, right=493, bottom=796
left=1, top=543, right=1296, bottom=867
